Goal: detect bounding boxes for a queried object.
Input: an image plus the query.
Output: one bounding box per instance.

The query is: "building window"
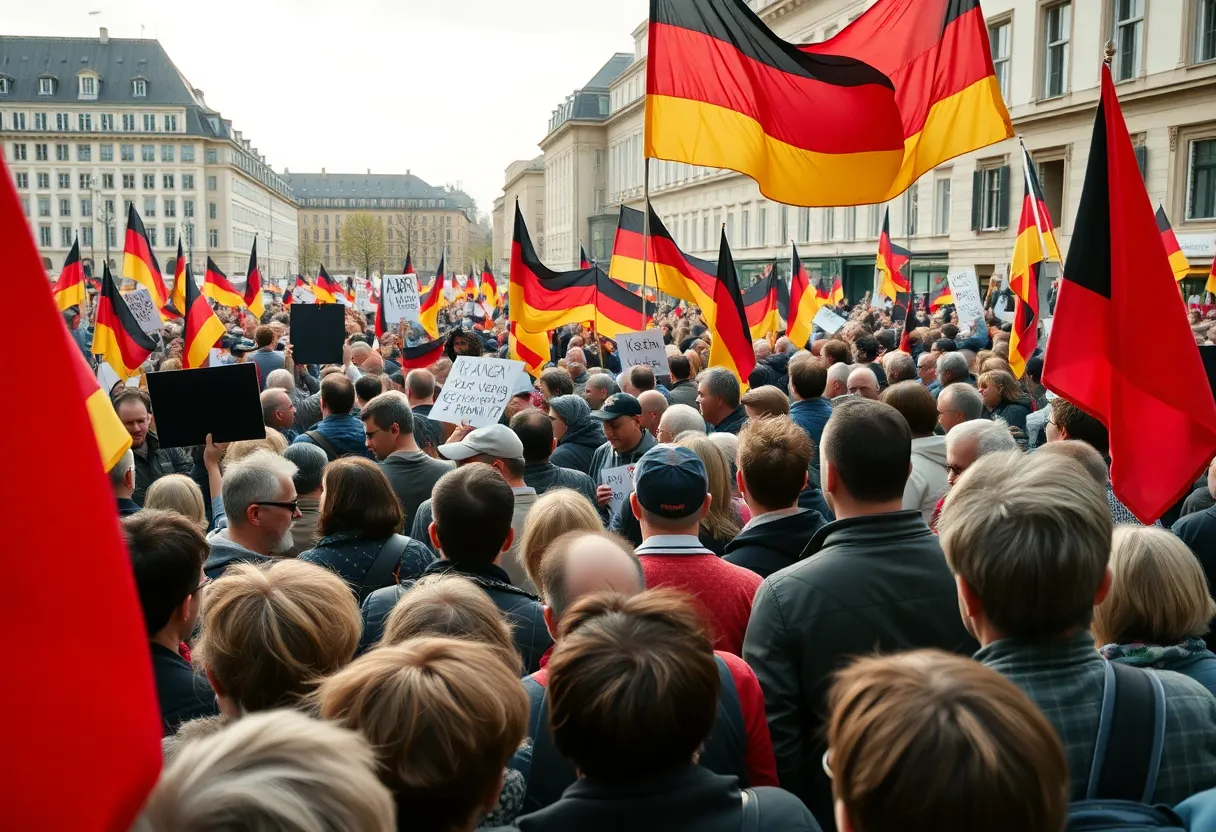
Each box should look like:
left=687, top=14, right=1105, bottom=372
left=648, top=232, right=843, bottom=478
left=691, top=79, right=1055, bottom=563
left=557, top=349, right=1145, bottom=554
left=77, top=143, right=91, bottom=161
left=81, top=226, right=92, bottom=246
left=161, top=145, right=174, bottom=162
left=144, top=197, right=156, bottom=217
left=56, top=113, right=69, bottom=131
left=39, top=225, right=52, bottom=246
left=935, top=176, right=952, bottom=234
left=122, top=174, right=135, bottom=189
left=79, top=75, right=96, bottom=98
left=56, top=143, right=68, bottom=161
left=1112, top=0, right=1144, bottom=81
left=78, top=173, right=90, bottom=189
left=78, top=113, right=92, bottom=131
left=34, top=113, right=47, bottom=130
left=99, top=143, right=113, bottom=161
left=208, top=229, right=219, bottom=247
left=313, top=228, right=319, bottom=242
left=209, top=202, right=217, bottom=220
left=37, top=173, right=49, bottom=189
left=59, top=198, right=71, bottom=217
left=141, top=144, right=154, bottom=162
left=142, top=114, right=155, bottom=132
left=1043, top=2, right=1071, bottom=99
left=972, top=165, right=1011, bottom=231
left=183, top=199, right=194, bottom=217
left=164, top=114, right=177, bottom=132
left=38, top=197, right=50, bottom=216
left=164, top=198, right=175, bottom=217
left=61, top=226, right=73, bottom=247
left=1188, top=138, right=1216, bottom=219
left=120, top=143, right=134, bottom=161
left=182, top=174, right=194, bottom=189
left=35, top=143, right=47, bottom=161
left=207, top=175, right=217, bottom=191
left=165, top=225, right=176, bottom=247
left=778, top=206, right=788, bottom=244
left=12, top=112, right=25, bottom=130
left=181, top=144, right=195, bottom=162
left=147, top=226, right=156, bottom=246
left=38, top=78, right=54, bottom=96
left=143, top=174, right=155, bottom=190
left=904, top=183, right=919, bottom=237
left=759, top=205, right=768, bottom=245
left=58, top=173, right=70, bottom=189
left=132, top=79, right=147, bottom=97
left=19, top=196, right=29, bottom=216
left=122, top=113, right=135, bottom=131
left=0, top=78, right=9, bottom=95
left=15, top=172, right=28, bottom=188
left=824, top=208, right=836, bottom=240
left=100, top=113, right=113, bottom=131
left=206, top=149, right=218, bottom=164
left=1197, top=0, right=1216, bottom=63
left=80, top=198, right=91, bottom=217
left=741, top=209, right=751, bottom=247
left=11, top=142, right=26, bottom=161
left=102, top=173, right=113, bottom=188
left=163, top=174, right=175, bottom=189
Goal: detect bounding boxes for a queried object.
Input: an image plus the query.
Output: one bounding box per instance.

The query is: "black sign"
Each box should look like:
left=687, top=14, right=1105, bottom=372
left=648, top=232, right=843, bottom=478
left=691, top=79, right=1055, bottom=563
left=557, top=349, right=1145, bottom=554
left=146, top=363, right=264, bottom=448
left=290, top=303, right=346, bottom=365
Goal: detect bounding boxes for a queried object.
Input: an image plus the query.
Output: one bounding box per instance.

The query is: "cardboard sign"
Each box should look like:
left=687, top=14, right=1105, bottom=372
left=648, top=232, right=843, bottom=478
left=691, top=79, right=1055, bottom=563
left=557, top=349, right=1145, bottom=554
left=601, top=464, right=637, bottom=519
left=812, top=306, right=847, bottom=335
left=947, top=269, right=985, bottom=332
left=430, top=356, right=526, bottom=428
left=292, top=285, right=315, bottom=304
left=617, top=329, right=669, bottom=374
left=381, top=274, right=422, bottom=324
left=146, top=363, right=264, bottom=448
left=289, top=303, right=346, bottom=365
left=124, top=287, right=163, bottom=335
left=355, top=285, right=373, bottom=312
left=96, top=362, right=140, bottom=395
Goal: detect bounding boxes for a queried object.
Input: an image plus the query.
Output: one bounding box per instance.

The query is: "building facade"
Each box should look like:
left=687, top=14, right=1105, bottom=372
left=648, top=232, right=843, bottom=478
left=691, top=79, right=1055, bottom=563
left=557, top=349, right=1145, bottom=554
left=0, top=30, right=298, bottom=282
left=508, top=0, right=1216, bottom=300
left=285, top=170, right=475, bottom=278
left=492, top=156, right=545, bottom=275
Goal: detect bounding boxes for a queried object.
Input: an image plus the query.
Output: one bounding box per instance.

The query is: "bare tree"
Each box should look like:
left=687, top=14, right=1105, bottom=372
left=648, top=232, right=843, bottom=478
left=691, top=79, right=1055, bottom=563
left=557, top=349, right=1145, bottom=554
left=338, top=212, right=387, bottom=279
left=297, top=230, right=322, bottom=277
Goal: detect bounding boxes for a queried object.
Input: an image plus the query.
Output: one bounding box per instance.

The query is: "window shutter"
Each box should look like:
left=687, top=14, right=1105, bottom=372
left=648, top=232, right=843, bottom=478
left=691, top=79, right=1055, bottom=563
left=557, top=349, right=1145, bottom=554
left=1134, top=144, right=1148, bottom=180
left=971, top=170, right=983, bottom=231
left=997, top=165, right=1011, bottom=230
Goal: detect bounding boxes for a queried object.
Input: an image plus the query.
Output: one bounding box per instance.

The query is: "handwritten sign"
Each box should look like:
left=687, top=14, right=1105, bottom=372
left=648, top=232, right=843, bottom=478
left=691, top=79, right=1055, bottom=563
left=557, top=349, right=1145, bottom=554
left=124, top=287, right=162, bottom=335
left=946, top=269, right=985, bottom=333
left=812, top=306, right=847, bottom=335
left=355, top=284, right=373, bottom=312
left=601, top=464, right=637, bottom=519
left=292, top=284, right=315, bottom=304
left=617, top=329, right=669, bottom=374
left=430, top=356, right=526, bottom=428
left=381, top=274, right=421, bottom=324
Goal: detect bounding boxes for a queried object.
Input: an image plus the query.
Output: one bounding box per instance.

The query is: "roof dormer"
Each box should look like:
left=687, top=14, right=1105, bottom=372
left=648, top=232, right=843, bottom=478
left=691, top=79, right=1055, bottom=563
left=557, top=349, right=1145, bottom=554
left=0, top=74, right=13, bottom=96
left=77, top=69, right=101, bottom=100
left=131, top=75, right=148, bottom=98
left=37, top=73, right=58, bottom=96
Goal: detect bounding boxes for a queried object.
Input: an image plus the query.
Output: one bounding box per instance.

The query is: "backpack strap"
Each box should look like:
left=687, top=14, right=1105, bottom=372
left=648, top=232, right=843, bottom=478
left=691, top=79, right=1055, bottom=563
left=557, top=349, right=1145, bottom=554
left=358, top=535, right=410, bottom=603
left=305, top=430, right=341, bottom=461
left=740, top=788, right=761, bottom=832
left=1087, top=659, right=1167, bottom=803
left=700, top=655, right=750, bottom=787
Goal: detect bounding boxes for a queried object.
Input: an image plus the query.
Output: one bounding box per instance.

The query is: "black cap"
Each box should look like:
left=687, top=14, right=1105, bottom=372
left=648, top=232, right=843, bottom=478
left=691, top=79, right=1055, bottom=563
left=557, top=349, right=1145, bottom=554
left=590, top=393, right=642, bottom=421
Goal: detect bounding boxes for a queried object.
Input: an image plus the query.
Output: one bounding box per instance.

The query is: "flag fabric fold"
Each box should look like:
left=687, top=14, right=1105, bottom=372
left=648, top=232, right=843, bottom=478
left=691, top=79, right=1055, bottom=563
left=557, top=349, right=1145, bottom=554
left=184, top=263, right=226, bottom=369
left=202, top=257, right=247, bottom=309
left=244, top=238, right=265, bottom=319
left=787, top=243, right=823, bottom=349
left=313, top=265, right=340, bottom=304
left=710, top=227, right=758, bottom=388
left=743, top=265, right=781, bottom=339
left=929, top=275, right=954, bottom=310
left=419, top=256, right=447, bottom=339
left=481, top=260, right=499, bottom=308
left=122, top=203, right=168, bottom=307
left=163, top=239, right=186, bottom=319
left=1008, top=146, right=1055, bottom=379
left=580, top=245, right=592, bottom=270
left=508, top=205, right=558, bottom=373
left=875, top=207, right=911, bottom=301
left=399, top=336, right=446, bottom=370
left=92, top=263, right=157, bottom=380
left=1156, top=206, right=1191, bottom=283
left=52, top=238, right=86, bottom=312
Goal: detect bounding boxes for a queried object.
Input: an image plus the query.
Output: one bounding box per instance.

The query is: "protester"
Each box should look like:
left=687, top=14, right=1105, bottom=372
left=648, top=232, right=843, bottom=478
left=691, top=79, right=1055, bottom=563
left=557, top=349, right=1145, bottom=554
left=583, top=372, right=614, bottom=412
left=538, top=368, right=574, bottom=404
left=123, top=509, right=218, bottom=735
left=204, top=450, right=299, bottom=580
left=546, top=394, right=604, bottom=475
left=114, top=388, right=192, bottom=506
left=725, top=417, right=824, bottom=578
left=819, top=339, right=851, bottom=366
left=697, top=368, right=748, bottom=434
left=247, top=326, right=286, bottom=391
left=846, top=366, right=880, bottom=400
left=565, top=347, right=590, bottom=397
left=354, top=374, right=385, bottom=410
left=940, top=450, right=1216, bottom=804
left=852, top=336, right=887, bottom=388
left=740, top=385, right=790, bottom=420
left=916, top=351, right=937, bottom=388
left=144, top=474, right=207, bottom=529
left=977, top=369, right=1030, bottom=436
left=361, top=391, right=453, bottom=530
left=744, top=398, right=977, bottom=825
left=112, top=449, right=140, bottom=516
left=518, top=489, right=605, bottom=595
left=881, top=350, right=917, bottom=385
left=291, top=374, right=375, bottom=460
left=655, top=402, right=707, bottom=443
left=223, top=427, right=290, bottom=466
left=785, top=355, right=831, bottom=446
left=882, top=381, right=947, bottom=523
left=827, top=651, right=1069, bottom=832
left=512, top=408, right=597, bottom=504
left=636, top=389, right=669, bottom=438
left=281, top=443, right=326, bottom=557
left=259, top=388, right=298, bottom=443
left=935, top=351, right=970, bottom=394
left=824, top=362, right=853, bottom=404
left=936, top=381, right=984, bottom=433
left=404, top=369, right=445, bottom=454
left=671, top=433, right=743, bottom=554
left=589, top=393, right=657, bottom=523
left=1173, top=463, right=1216, bottom=631
left=944, top=418, right=1018, bottom=487
left=667, top=354, right=699, bottom=408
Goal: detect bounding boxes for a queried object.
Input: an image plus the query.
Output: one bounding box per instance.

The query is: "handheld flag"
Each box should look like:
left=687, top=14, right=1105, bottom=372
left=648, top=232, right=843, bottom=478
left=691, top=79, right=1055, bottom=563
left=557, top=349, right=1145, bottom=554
left=787, top=243, right=823, bottom=349
left=481, top=260, right=499, bottom=308
left=183, top=263, right=226, bottom=369
left=1156, top=206, right=1191, bottom=283
left=580, top=245, right=592, bottom=269
left=743, top=264, right=780, bottom=339
left=929, top=275, right=954, bottom=311
left=404, top=250, right=416, bottom=275
left=1008, top=149, right=1053, bottom=379
left=710, top=227, right=757, bottom=389
left=52, top=238, right=86, bottom=312
left=419, top=256, right=447, bottom=339
left=163, top=238, right=186, bottom=319
left=875, top=208, right=911, bottom=301
left=313, top=265, right=340, bottom=304
left=508, top=206, right=557, bottom=373
left=465, top=272, right=478, bottom=301
left=122, top=202, right=168, bottom=307
left=202, top=257, right=247, bottom=309
left=399, top=336, right=446, bottom=370
left=92, top=263, right=157, bottom=379
left=1043, top=65, right=1216, bottom=524
left=244, top=238, right=265, bottom=319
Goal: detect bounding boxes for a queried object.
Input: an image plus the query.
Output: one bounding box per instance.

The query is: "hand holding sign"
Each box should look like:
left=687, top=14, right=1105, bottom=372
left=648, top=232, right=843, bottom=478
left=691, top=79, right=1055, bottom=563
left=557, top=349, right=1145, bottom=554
left=430, top=356, right=526, bottom=428
left=381, top=275, right=421, bottom=324
left=947, top=269, right=985, bottom=333
left=123, top=287, right=163, bottom=335
left=600, top=464, right=637, bottom=519
left=617, top=330, right=669, bottom=375
left=812, top=306, right=848, bottom=335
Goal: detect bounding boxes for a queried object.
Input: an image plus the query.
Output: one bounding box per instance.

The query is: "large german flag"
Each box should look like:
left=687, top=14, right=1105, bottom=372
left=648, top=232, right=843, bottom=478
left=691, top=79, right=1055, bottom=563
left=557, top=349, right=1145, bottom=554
left=163, top=239, right=186, bottom=319
left=92, top=263, right=156, bottom=380
left=183, top=264, right=226, bottom=369
left=646, top=0, right=907, bottom=207
left=202, top=257, right=246, bottom=309
left=875, top=208, right=911, bottom=301
left=803, top=0, right=1014, bottom=201
left=743, top=265, right=780, bottom=339
left=419, top=255, right=447, bottom=339
left=710, top=228, right=757, bottom=388
left=122, top=203, right=168, bottom=308
left=1008, top=167, right=1047, bottom=380
left=1156, top=206, right=1191, bottom=282
left=244, top=237, right=265, bottom=319
left=52, top=238, right=86, bottom=312
left=313, top=265, right=340, bottom=304
left=609, top=204, right=717, bottom=309
left=787, top=243, right=823, bottom=349
left=507, top=205, right=552, bottom=373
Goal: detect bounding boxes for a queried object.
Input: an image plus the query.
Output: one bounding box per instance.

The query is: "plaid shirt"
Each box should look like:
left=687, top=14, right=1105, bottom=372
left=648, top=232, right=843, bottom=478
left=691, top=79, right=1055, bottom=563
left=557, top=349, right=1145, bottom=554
left=977, top=631, right=1216, bottom=805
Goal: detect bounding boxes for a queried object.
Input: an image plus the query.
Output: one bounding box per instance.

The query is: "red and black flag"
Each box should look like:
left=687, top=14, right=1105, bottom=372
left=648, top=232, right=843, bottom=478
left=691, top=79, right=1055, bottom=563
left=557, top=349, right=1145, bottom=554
left=313, top=265, right=340, bottom=304
left=580, top=245, right=592, bottom=269
left=419, top=255, right=447, bottom=339
left=52, top=238, right=86, bottom=312
left=91, top=262, right=156, bottom=380
left=163, top=238, right=186, bottom=319
left=202, top=257, right=246, bottom=309
left=1156, top=206, right=1191, bottom=282
left=244, top=237, right=265, bottom=319
left=743, top=263, right=780, bottom=339
left=282, top=274, right=308, bottom=307
left=710, top=227, right=757, bottom=389
left=122, top=202, right=168, bottom=308
left=1043, top=65, right=1216, bottom=524
left=786, top=243, right=822, bottom=349
left=183, top=263, right=226, bottom=369
left=399, top=336, right=446, bottom=370
left=876, top=207, right=911, bottom=301
left=404, top=251, right=416, bottom=275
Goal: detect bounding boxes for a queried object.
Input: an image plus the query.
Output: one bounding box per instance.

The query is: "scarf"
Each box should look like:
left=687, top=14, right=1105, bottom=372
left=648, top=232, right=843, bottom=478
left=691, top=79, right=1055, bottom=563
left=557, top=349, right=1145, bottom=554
left=1099, top=638, right=1210, bottom=668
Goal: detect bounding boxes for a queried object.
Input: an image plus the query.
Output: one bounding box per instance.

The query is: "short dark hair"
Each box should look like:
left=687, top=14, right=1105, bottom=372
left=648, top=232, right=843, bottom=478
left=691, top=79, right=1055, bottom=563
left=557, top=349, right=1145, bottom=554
left=821, top=340, right=852, bottom=365
left=1051, top=398, right=1109, bottom=456
left=405, top=369, right=435, bottom=401
left=668, top=355, right=692, bottom=382
left=875, top=329, right=896, bottom=354
left=355, top=374, right=384, bottom=404
left=880, top=381, right=939, bottom=437
left=511, top=408, right=554, bottom=464
left=320, top=374, right=356, bottom=415
left=123, top=509, right=208, bottom=634
left=823, top=399, right=912, bottom=503
left=854, top=336, right=879, bottom=362
left=737, top=417, right=812, bottom=510
left=941, top=324, right=960, bottom=340
left=789, top=355, right=827, bottom=399
left=360, top=391, right=414, bottom=436
left=933, top=339, right=958, bottom=353
left=432, top=465, right=515, bottom=566
left=539, top=368, right=574, bottom=399
left=317, top=457, right=403, bottom=539
left=630, top=365, right=657, bottom=392
left=254, top=325, right=275, bottom=348
left=113, top=387, right=152, bottom=413
left=283, top=443, right=327, bottom=495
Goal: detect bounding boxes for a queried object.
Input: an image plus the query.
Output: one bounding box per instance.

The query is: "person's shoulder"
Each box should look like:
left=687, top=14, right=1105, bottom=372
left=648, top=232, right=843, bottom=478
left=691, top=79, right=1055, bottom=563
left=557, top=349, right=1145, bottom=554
left=750, top=786, right=821, bottom=829
left=1153, top=665, right=1216, bottom=707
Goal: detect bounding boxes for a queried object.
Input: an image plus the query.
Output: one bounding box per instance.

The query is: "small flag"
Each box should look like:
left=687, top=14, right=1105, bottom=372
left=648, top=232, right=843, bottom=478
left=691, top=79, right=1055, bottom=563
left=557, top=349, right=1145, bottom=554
left=1009, top=148, right=1051, bottom=379
left=580, top=245, right=592, bottom=270
left=1156, top=206, right=1191, bottom=283
left=92, top=263, right=157, bottom=380
left=183, top=263, right=226, bottom=369
left=742, top=264, right=781, bottom=339
left=481, top=260, right=499, bottom=308
left=122, top=202, right=168, bottom=307
left=313, top=265, right=341, bottom=304
left=929, top=276, right=954, bottom=311
left=710, top=227, right=758, bottom=389
left=419, top=256, right=447, bottom=339
left=52, top=238, right=86, bottom=312
left=399, top=336, right=446, bottom=370
left=244, top=237, right=265, bottom=319
left=786, top=243, right=823, bottom=349
left=876, top=208, right=911, bottom=301
left=202, top=257, right=247, bottom=309
left=404, top=250, right=415, bottom=275
left=163, top=238, right=186, bottom=319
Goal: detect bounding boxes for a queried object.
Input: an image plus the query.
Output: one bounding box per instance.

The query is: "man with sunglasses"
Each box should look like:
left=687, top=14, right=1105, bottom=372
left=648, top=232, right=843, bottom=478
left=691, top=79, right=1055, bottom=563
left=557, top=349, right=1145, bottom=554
left=204, top=450, right=301, bottom=580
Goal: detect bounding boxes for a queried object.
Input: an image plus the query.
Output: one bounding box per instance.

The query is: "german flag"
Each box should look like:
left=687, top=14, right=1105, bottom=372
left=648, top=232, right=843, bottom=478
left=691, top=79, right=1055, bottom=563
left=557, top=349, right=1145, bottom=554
left=399, top=336, right=446, bottom=370
left=827, top=274, right=844, bottom=306
left=481, top=260, right=499, bottom=308
left=787, top=243, right=823, bottom=349
left=876, top=207, right=911, bottom=301
left=1208, top=260, right=1216, bottom=298
left=183, top=263, right=226, bottom=369
left=929, top=275, right=954, bottom=310
left=743, top=265, right=780, bottom=339
left=52, top=238, right=86, bottom=312
left=163, top=239, right=186, bottom=319
left=580, top=245, right=592, bottom=269
left=1043, top=65, right=1216, bottom=524
left=465, top=272, right=478, bottom=301
left=1018, top=145, right=1063, bottom=264
left=803, top=0, right=1014, bottom=201
left=596, top=269, right=655, bottom=337
left=709, top=227, right=757, bottom=388
left=609, top=204, right=717, bottom=309
left=122, top=202, right=168, bottom=307
left=314, top=265, right=341, bottom=304
left=404, top=251, right=416, bottom=274
left=1008, top=157, right=1052, bottom=379
left=508, top=205, right=557, bottom=373
left=244, top=237, right=265, bottom=319
left=1156, top=206, right=1191, bottom=282
left=202, top=257, right=246, bottom=309
left=419, top=255, right=447, bottom=339
left=646, top=0, right=907, bottom=207
left=92, top=263, right=156, bottom=380
left=283, top=274, right=308, bottom=307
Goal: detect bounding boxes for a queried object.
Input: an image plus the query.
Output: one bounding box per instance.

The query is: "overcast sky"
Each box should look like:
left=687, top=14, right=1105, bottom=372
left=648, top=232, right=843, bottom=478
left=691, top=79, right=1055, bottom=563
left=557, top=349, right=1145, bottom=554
left=9, top=0, right=649, bottom=221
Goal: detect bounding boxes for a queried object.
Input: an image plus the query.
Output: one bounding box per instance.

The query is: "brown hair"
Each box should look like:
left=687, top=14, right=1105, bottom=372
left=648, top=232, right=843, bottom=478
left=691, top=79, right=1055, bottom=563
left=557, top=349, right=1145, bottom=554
left=317, top=457, right=403, bottom=539
left=519, top=488, right=604, bottom=594
left=223, top=427, right=289, bottom=470
left=547, top=590, right=719, bottom=783
left=193, top=560, right=361, bottom=712
left=740, top=384, right=790, bottom=418
left=539, top=367, right=574, bottom=398
left=315, top=638, right=528, bottom=832
left=880, top=380, right=939, bottom=437
left=736, top=416, right=811, bottom=511
left=820, top=339, right=852, bottom=365
left=320, top=373, right=356, bottom=415
left=431, top=465, right=515, bottom=566
left=828, top=650, right=1069, bottom=832
left=381, top=575, right=520, bottom=673
left=158, top=358, right=183, bottom=372
left=674, top=434, right=741, bottom=542
left=788, top=353, right=828, bottom=399
left=123, top=509, right=209, bottom=635
left=980, top=357, right=1012, bottom=376
left=977, top=370, right=1023, bottom=406
left=254, top=325, right=275, bottom=348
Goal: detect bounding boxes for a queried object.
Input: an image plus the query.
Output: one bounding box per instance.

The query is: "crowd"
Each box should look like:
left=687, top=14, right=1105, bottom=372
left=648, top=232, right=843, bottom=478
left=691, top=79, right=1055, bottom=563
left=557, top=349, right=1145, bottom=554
left=90, top=290, right=1216, bottom=831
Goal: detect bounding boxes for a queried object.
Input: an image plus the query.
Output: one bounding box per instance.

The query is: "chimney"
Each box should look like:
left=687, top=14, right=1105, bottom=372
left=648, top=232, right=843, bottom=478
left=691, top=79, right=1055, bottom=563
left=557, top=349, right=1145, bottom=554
left=321, top=167, right=326, bottom=175
left=367, top=168, right=371, bottom=175
left=99, top=27, right=109, bottom=44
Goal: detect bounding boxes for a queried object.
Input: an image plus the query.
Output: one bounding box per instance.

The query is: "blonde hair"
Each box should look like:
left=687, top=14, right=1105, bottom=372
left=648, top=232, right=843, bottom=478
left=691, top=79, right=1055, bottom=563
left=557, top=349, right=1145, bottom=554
left=1093, top=525, right=1216, bottom=646
left=382, top=575, right=520, bottom=673
left=675, top=434, right=741, bottom=541
left=315, top=637, right=529, bottom=832
left=223, top=428, right=289, bottom=470
left=193, top=560, right=361, bottom=712
left=144, top=474, right=207, bottom=528
left=519, top=488, right=603, bottom=594
left=135, top=710, right=395, bottom=832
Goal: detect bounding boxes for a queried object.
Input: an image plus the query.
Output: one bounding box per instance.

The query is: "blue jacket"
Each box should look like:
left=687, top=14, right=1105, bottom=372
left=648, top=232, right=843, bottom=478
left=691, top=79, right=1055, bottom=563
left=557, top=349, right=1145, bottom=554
left=299, top=530, right=434, bottom=602
left=1163, top=651, right=1216, bottom=700
left=292, top=413, right=375, bottom=460
left=790, top=398, right=833, bottom=447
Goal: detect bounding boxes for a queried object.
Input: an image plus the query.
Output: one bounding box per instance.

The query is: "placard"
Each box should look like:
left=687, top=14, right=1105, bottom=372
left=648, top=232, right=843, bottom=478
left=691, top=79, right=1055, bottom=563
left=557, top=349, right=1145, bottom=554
left=601, top=464, right=637, bottom=519
left=292, top=285, right=315, bottom=304
left=124, top=287, right=163, bottom=335
left=355, top=284, right=373, bottom=312
left=381, top=274, right=422, bottom=324
left=946, top=269, right=985, bottom=333
left=430, top=356, right=526, bottom=428
left=616, top=329, right=669, bottom=374
left=812, top=306, right=848, bottom=335
left=146, top=363, right=264, bottom=448
left=97, top=362, right=141, bottom=395
left=289, top=303, right=346, bottom=365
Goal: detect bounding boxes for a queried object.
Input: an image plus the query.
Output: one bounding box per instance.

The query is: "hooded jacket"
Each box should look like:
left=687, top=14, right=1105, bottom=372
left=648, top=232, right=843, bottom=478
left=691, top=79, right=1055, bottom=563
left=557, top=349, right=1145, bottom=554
left=724, top=509, right=827, bottom=579
left=903, top=435, right=948, bottom=524
left=203, top=536, right=270, bottom=581
left=987, top=393, right=1032, bottom=438
left=548, top=395, right=606, bottom=475
left=444, top=327, right=485, bottom=361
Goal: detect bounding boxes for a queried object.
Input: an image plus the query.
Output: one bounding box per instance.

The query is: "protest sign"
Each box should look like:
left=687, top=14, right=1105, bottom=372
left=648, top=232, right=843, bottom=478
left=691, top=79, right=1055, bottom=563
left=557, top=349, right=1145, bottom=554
left=123, top=287, right=162, bottom=335
left=289, top=304, right=345, bottom=365
left=617, top=330, right=669, bottom=374
left=601, top=464, right=637, bottom=519
left=355, top=284, right=373, bottom=312
left=292, top=284, right=315, bottom=304
left=430, top=356, right=527, bottom=428
left=146, top=363, right=264, bottom=448
left=947, top=269, right=985, bottom=332
left=381, top=274, right=421, bottom=324
left=813, top=306, right=847, bottom=335
left=96, top=362, right=141, bottom=395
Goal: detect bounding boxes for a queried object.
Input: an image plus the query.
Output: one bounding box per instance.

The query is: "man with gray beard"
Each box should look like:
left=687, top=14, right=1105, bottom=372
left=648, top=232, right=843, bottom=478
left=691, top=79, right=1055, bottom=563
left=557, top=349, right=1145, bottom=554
left=203, top=450, right=301, bottom=580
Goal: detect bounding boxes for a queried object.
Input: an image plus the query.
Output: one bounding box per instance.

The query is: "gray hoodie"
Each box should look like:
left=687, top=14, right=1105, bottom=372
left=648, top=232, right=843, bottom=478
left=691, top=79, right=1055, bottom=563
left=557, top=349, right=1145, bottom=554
left=903, top=435, right=948, bottom=524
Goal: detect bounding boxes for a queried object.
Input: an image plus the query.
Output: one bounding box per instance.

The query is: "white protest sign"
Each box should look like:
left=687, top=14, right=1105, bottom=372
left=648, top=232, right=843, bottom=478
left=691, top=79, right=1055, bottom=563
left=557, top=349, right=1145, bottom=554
left=601, top=464, right=637, bottom=519
left=209, top=347, right=226, bottom=367
left=123, top=287, right=162, bottom=335
left=1041, top=318, right=1054, bottom=338
left=946, top=268, right=985, bottom=332
left=381, top=274, right=422, bottom=324
left=430, top=356, right=527, bottom=428
left=356, top=284, right=373, bottom=312
left=616, top=329, right=669, bottom=375
left=812, top=306, right=848, bottom=335
left=292, top=285, right=315, bottom=304
left=96, top=362, right=121, bottom=394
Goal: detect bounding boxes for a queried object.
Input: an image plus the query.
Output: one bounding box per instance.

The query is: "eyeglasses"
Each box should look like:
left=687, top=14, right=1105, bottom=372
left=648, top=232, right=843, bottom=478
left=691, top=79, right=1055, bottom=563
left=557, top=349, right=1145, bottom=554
left=254, top=500, right=299, bottom=513
left=946, top=464, right=969, bottom=478
left=192, top=576, right=211, bottom=595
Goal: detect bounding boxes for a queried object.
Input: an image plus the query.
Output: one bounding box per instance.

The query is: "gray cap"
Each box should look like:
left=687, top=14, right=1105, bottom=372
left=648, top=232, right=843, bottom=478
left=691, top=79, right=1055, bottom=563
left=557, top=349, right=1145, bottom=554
left=437, top=423, right=525, bottom=462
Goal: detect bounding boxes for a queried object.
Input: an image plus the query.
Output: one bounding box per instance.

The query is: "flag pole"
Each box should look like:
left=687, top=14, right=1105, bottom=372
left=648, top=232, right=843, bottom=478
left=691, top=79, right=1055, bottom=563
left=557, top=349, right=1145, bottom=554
left=641, top=158, right=651, bottom=322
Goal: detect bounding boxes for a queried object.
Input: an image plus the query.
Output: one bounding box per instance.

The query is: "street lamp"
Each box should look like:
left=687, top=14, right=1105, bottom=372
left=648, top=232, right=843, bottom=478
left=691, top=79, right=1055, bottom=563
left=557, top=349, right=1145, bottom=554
left=89, top=176, right=116, bottom=275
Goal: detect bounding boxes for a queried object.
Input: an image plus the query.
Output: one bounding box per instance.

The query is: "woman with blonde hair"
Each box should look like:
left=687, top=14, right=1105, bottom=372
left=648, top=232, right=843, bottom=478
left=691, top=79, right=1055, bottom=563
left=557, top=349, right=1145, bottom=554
left=222, top=427, right=289, bottom=469
left=977, top=369, right=1030, bottom=437
left=1093, top=525, right=1216, bottom=697
left=144, top=474, right=207, bottom=528
left=675, top=433, right=742, bottom=554
left=518, top=488, right=603, bottom=594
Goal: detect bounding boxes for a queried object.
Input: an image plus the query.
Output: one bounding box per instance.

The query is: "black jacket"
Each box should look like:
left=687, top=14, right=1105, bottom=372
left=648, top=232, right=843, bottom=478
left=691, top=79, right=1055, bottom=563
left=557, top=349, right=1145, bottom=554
left=299, top=531, right=434, bottom=602
left=132, top=433, right=192, bottom=506
left=724, top=510, right=827, bottom=579
left=203, top=537, right=271, bottom=581
left=1173, top=506, right=1216, bottom=650
left=523, top=461, right=597, bottom=504
left=668, top=378, right=700, bottom=408
left=709, top=405, right=748, bottom=436
left=549, top=420, right=604, bottom=475
left=743, top=511, right=977, bottom=831
left=151, top=642, right=218, bottom=736
left=360, top=559, right=552, bottom=670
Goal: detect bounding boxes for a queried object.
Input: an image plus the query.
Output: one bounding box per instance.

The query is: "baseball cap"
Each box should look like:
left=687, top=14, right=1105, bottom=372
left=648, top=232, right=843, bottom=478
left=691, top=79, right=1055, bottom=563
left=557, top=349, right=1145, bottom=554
left=633, top=444, right=708, bottom=520
left=437, top=423, right=525, bottom=462
left=590, top=393, right=643, bottom=422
